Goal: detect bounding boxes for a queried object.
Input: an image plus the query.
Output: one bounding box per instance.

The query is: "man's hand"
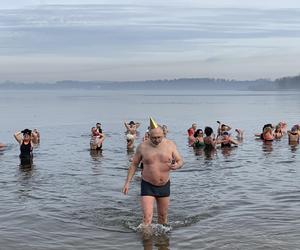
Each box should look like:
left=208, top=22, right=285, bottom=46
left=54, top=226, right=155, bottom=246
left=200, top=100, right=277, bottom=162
left=169, top=159, right=178, bottom=170
left=122, top=182, right=130, bottom=195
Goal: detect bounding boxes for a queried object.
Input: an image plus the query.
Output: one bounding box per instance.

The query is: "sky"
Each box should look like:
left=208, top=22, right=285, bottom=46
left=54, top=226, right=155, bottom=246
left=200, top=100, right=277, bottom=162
left=0, top=0, right=300, bottom=82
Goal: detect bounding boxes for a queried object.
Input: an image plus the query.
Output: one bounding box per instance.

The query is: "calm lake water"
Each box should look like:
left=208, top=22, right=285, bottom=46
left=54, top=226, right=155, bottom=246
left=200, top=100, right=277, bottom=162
left=0, top=89, right=300, bottom=249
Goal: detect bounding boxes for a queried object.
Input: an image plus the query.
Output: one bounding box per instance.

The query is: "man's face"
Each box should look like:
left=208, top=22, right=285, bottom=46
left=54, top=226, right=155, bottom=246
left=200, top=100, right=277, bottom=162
left=150, top=128, right=164, bottom=146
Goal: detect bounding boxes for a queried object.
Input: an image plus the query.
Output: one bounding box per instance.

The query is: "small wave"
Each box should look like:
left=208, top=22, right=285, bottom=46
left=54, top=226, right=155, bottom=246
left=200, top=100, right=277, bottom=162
left=130, top=223, right=172, bottom=236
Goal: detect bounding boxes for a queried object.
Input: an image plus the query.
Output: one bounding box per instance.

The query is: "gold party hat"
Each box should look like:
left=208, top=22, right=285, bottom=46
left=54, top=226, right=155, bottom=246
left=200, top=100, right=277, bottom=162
left=149, top=117, right=158, bottom=129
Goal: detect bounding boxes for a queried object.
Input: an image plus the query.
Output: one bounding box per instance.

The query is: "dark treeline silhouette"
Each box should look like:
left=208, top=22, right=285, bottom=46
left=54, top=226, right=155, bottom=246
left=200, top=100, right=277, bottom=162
left=276, top=75, right=300, bottom=89
left=0, top=75, right=299, bottom=90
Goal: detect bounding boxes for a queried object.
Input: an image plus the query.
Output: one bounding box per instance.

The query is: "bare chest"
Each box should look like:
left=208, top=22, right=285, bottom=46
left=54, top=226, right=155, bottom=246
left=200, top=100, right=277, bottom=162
left=142, top=147, right=172, bottom=165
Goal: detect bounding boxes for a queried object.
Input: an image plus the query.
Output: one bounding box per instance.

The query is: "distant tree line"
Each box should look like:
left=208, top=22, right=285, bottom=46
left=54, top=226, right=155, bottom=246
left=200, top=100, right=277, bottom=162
left=0, top=75, right=300, bottom=90
left=275, top=75, right=300, bottom=89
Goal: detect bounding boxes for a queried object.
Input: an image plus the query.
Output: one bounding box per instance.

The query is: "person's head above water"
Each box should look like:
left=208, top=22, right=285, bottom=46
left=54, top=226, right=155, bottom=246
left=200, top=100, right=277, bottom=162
left=222, top=131, right=229, bottom=138
left=149, top=127, right=164, bottom=146
left=204, top=126, right=213, bottom=137
left=21, top=129, right=32, bottom=136
left=194, top=129, right=203, bottom=137
left=149, top=117, right=163, bottom=145
left=21, top=129, right=32, bottom=141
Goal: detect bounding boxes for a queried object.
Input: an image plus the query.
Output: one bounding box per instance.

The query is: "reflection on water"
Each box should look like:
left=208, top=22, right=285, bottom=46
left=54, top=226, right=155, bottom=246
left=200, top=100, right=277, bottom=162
left=262, top=140, right=273, bottom=154
left=142, top=233, right=170, bottom=250
left=137, top=224, right=171, bottom=250
left=19, top=157, right=33, bottom=168
left=203, top=147, right=216, bottom=160
left=221, top=146, right=234, bottom=158
left=289, top=142, right=299, bottom=153
left=90, top=149, right=103, bottom=160
left=17, top=164, right=35, bottom=200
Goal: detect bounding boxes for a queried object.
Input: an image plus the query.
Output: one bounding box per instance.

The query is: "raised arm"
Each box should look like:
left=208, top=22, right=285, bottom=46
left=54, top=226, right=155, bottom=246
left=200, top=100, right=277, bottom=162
left=135, top=122, right=141, bottom=129
left=31, top=130, right=40, bottom=144
left=124, top=122, right=130, bottom=130
left=229, top=137, right=239, bottom=145
left=14, top=131, right=23, bottom=144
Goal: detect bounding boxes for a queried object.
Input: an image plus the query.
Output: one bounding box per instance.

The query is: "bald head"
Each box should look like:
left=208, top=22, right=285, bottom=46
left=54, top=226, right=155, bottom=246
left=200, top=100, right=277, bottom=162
left=149, top=127, right=164, bottom=146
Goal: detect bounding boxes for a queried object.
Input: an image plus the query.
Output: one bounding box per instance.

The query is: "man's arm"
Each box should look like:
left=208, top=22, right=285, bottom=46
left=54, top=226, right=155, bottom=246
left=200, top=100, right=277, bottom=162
left=122, top=145, right=142, bottom=194
left=170, top=142, right=183, bottom=170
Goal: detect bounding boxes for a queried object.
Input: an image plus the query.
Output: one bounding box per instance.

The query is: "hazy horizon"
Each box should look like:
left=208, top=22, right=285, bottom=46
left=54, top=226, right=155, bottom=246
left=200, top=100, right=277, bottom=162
left=1, top=1, right=300, bottom=82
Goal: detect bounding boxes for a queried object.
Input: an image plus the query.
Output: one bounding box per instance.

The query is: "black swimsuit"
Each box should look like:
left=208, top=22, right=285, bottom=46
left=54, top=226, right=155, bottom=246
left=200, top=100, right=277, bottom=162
left=19, top=141, right=32, bottom=165
left=20, top=141, right=32, bottom=159
left=141, top=179, right=170, bottom=197
left=221, top=141, right=231, bottom=148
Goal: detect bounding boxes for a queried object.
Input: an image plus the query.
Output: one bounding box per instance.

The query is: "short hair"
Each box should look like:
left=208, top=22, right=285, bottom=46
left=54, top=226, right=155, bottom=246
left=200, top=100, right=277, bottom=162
left=204, top=126, right=213, bottom=136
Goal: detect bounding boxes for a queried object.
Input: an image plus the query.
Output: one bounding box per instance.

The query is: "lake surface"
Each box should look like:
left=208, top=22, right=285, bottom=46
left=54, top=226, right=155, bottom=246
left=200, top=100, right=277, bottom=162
left=0, top=89, right=300, bottom=249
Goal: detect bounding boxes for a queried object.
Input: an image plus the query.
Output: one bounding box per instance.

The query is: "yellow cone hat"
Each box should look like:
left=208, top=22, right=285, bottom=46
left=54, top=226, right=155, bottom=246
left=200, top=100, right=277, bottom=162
left=150, top=117, right=158, bottom=129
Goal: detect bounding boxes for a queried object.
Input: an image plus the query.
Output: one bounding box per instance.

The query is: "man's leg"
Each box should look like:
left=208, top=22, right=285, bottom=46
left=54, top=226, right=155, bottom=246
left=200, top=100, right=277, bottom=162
left=156, top=197, right=169, bottom=224
left=141, top=196, right=155, bottom=225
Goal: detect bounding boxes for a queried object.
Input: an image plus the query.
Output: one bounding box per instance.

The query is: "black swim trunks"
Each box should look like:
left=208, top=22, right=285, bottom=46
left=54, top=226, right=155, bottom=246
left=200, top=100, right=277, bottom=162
left=141, top=179, right=170, bottom=197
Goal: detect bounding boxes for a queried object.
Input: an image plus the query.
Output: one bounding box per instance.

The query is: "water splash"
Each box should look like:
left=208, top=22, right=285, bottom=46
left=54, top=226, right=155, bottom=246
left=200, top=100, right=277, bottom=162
left=134, top=223, right=172, bottom=236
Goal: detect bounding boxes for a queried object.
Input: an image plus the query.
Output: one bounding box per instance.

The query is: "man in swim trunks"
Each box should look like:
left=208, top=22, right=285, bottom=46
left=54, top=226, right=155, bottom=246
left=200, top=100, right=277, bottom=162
left=122, top=118, right=183, bottom=226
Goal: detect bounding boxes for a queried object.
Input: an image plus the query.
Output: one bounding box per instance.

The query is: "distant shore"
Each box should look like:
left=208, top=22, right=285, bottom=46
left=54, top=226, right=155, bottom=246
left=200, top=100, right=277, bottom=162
left=0, top=75, right=299, bottom=91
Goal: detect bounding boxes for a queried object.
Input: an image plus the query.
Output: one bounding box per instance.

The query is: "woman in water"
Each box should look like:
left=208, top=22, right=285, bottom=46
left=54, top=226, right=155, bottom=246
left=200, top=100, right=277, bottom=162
left=218, top=131, right=239, bottom=148
left=274, top=124, right=284, bottom=139
left=262, top=126, right=274, bottom=141
left=191, top=129, right=205, bottom=148
left=14, top=129, right=38, bottom=165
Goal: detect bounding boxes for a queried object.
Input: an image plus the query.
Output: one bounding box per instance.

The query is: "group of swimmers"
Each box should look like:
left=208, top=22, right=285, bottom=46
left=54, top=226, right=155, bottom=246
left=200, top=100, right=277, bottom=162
left=255, top=122, right=300, bottom=144
left=186, top=120, right=299, bottom=151
left=187, top=121, right=243, bottom=150
left=1, top=120, right=299, bottom=167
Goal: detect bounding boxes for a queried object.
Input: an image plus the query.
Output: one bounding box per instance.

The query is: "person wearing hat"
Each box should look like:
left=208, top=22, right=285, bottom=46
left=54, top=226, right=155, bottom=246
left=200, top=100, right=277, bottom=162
left=122, top=117, right=183, bottom=226
left=13, top=129, right=38, bottom=165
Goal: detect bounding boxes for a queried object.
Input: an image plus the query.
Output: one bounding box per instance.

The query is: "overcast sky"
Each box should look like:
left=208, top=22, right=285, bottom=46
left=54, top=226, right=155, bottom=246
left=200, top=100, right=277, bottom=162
left=1, top=0, right=300, bottom=82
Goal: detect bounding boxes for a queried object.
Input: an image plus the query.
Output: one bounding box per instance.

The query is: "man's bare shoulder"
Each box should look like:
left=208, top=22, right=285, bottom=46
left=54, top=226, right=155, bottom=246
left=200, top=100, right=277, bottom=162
left=164, top=138, right=177, bottom=147
left=136, top=140, right=150, bottom=151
